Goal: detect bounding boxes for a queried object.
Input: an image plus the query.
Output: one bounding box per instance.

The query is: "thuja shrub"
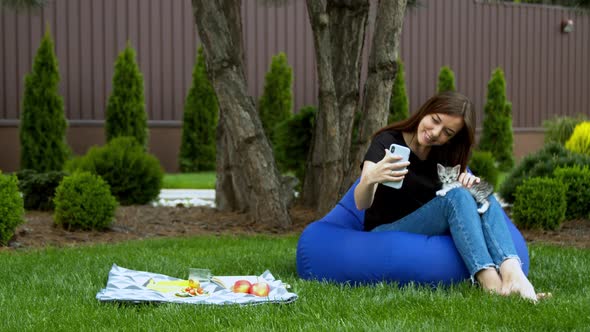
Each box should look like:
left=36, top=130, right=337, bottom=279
left=437, top=66, right=456, bottom=93
left=53, top=172, right=117, bottom=230
left=274, top=105, right=316, bottom=187
left=543, top=114, right=587, bottom=146
left=105, top=42, right=148, bottom=148
left=0, top=172, right=25, bottom=246
left=554, top=165, right=590, bottom=220
left=499, top=142, right=590, bottom=203
left=16, top=169, right=67, bottom=211
left=65, top=136, right=163, bottom=205
left=478, top=68, right=514, bottom=171
left=179, top=46, right=218, bottom=172
left=389, top=59, right=409, bottom=123
left=468, top=150, right=498, bottom=188
left=258, top=52, right=293, bottom=146
left=20, top=29, right=70, bottom=172
left=512, top=177, right=567, bottom=230
left=565, top=121, right=590, bottom=156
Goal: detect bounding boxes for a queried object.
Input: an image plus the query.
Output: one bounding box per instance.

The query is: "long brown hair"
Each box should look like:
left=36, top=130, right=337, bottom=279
left=375, top=91, right=476, bottom=171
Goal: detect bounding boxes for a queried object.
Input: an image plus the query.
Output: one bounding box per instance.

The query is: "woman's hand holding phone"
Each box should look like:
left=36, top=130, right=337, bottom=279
left=380, top=144, right=411, bottom=189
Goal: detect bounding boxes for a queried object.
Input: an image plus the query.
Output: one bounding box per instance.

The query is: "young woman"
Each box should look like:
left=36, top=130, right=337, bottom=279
left=354, top=91, right=538, bottom=301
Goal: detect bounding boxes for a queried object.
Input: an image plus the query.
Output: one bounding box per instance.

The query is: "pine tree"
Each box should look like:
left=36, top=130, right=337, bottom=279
left=258, top=52, right=293, bottom=146
left=479, top=68, right=514, bottom=171
left=437, top=66, right=456, bottom=93
left=179, top=46, right=218, bottom=172
left=19, top=28, right=70, bottom=172
left=389, top=59, right=409, bottom=123
left=105, top=42, right=147, bottom=148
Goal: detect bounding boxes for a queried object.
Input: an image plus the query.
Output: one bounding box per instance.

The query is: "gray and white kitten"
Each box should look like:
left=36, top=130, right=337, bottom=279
left=435, top=163, right=494, bottom=214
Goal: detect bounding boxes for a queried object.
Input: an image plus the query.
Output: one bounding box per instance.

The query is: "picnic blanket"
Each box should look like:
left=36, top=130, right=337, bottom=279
left=96, top=264, right=298, bottom=305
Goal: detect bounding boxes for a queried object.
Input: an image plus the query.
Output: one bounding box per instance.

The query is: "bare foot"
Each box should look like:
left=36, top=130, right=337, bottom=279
left=476, top=267, right=503, bottom=294
left=499, top=259, right=537, bottom=302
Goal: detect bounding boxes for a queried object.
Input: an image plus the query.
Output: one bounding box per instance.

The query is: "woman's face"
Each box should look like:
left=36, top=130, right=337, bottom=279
left=416, top=113, right=464, bottom=147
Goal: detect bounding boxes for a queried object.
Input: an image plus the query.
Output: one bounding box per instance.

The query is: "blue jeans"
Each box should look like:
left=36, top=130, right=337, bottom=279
left=372, top=187, right=520, bottom=280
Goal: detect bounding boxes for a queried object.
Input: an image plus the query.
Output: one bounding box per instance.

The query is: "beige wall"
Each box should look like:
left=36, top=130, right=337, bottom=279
left=1, top=126, right=544, bottom=173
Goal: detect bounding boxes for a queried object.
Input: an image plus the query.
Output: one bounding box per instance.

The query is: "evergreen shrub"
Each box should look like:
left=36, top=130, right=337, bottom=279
left=65, top=137, right=163, bottom=205
left=0, top=172, right=25, bottom=246
left=565, top=121, right=590, bottom=156
left=16, top=169, right=67, bottom=211
left=499, top=142, right=590, bottom=203
left=105, top=42, right=148, bottom=148
left=543, top=114, right=587, bottom=145
left=274, top=106, right=316, bottom=188
left=512, top=177, right=567, bottom=230
left=437, top=66, right=456, bottom=93
left=179, top=46, right=218, bottom=172
left=554, top=165, right=590, bottom=220
left=258, top=52, right=293, bottom=146
left=478, top=68, right=514, bottom=171
left=468, top=150, right=498, bottom=188
left=389, top=59, right=409, bottom=123
left=19, top=29, right=70, bottom=172
left=53, top=172, right=117, bottom=230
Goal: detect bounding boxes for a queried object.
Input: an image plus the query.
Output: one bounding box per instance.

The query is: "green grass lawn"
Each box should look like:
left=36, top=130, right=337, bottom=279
left=162, top=172, right=216, bottom=189
left=1, top=236, right=589, bottom=331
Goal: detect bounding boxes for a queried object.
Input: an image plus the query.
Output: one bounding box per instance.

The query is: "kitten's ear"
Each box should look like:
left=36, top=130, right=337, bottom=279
left=453, top=164, right=461, bottom=173
left=437, top=163, right=445, bottom=173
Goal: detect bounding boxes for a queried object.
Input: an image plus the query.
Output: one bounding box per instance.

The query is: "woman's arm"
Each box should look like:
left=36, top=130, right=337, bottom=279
left=354, top=150, right=410, bottom=210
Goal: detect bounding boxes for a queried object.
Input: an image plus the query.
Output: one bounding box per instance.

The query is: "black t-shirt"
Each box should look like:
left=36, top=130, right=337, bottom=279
left=362, top=130, right=441, bottom=231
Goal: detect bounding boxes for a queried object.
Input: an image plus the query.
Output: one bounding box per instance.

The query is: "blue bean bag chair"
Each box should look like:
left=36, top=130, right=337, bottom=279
left=296, top=179, right=529, bottom=285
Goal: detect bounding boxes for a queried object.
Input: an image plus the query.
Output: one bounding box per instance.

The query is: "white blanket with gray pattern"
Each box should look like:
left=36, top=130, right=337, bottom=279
left=96, top=264, right=298, bottom=305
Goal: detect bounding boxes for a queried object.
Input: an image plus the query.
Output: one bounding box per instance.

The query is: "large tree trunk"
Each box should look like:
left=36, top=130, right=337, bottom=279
left=192, top=0, right=292, bottom=228
left=301, top=0, right=369, bottom=214
left=342, top=0, right=407, bottom=194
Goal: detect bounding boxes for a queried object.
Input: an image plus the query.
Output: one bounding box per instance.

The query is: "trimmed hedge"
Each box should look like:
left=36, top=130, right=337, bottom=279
left=512, top=177, right=567, bottom=230
left=554, top=165, right=590, bottom=220
left=53, top=172, right=118, bottom=230
left=65, top=136, right=163, bottom=205
left=16, top=169, right=67, bottom=211
left=0, top=172, right=25, bottom=245
left=565, top=121, right=590, bottom=156
left=468, top=150, right=498, bottom=188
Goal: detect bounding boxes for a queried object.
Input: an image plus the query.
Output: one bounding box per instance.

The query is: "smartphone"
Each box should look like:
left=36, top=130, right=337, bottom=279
left=382, top=143, right=411, bottom=189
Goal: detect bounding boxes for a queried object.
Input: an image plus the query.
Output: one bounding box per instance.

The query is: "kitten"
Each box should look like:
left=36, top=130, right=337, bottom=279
left=435, top=163, right=494, bottom=214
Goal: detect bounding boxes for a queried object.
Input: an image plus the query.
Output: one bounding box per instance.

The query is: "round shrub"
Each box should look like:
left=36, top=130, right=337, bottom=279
left=0, top=172, right=25, bottom=245
left=16, top=169, right=67, bottom=211
left=468, top=150, right=498, bottom=188
left=565, top=121, right=590, bottom=156
left=554, top=165, right=590, bottom=220
left=512, top=177, right=567, bottom=230
left=499, top=142, right=590, bottom=203
left=66, top=136, right=163, bottom=205
left=53, top=172, right=118, bottom=230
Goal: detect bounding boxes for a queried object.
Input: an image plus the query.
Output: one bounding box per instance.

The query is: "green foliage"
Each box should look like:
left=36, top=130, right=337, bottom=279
left=499, top=142, right=590, bottom=203
left=478, top=68, right=514, bottom=171
left=19, top=29, right=70, bottom=172
left=0, top=172, right=24, bottom=245
left=258, top=52, right=293, bottom=146
left=16, top=169, right=67, bottom=211
left=543, top=114, right=587, bottom=145
left=65, top=137, right=163, bottom=205
left=437, top=66, right=456, bottom=93
left=53, top=172, right=117, bottom=230
left=389, top=59, right=409, bottom=123
left=554, top=165, right=590, bottom=220
left=565, top=121, right=590, bottom=156
left=179, top=46, right=218, bottom=172
left=468, top=150, right=498, bottom=188
left=512, top=177, right=567, bottom=230
left=274, top=106, right=316, bottom=187
left=105, top=42, right=148, bottom=148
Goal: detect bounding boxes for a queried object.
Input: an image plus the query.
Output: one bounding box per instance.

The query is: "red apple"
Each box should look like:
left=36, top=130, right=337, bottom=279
left=232, top=280, right=252, bottom=293
left=249, top=282, right=270, bottom=297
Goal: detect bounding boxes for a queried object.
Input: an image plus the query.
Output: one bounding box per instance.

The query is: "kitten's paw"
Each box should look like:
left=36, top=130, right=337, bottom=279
left=436, top=190, right=446, bottom=196
left=477, top=206, right=489, bottom=214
